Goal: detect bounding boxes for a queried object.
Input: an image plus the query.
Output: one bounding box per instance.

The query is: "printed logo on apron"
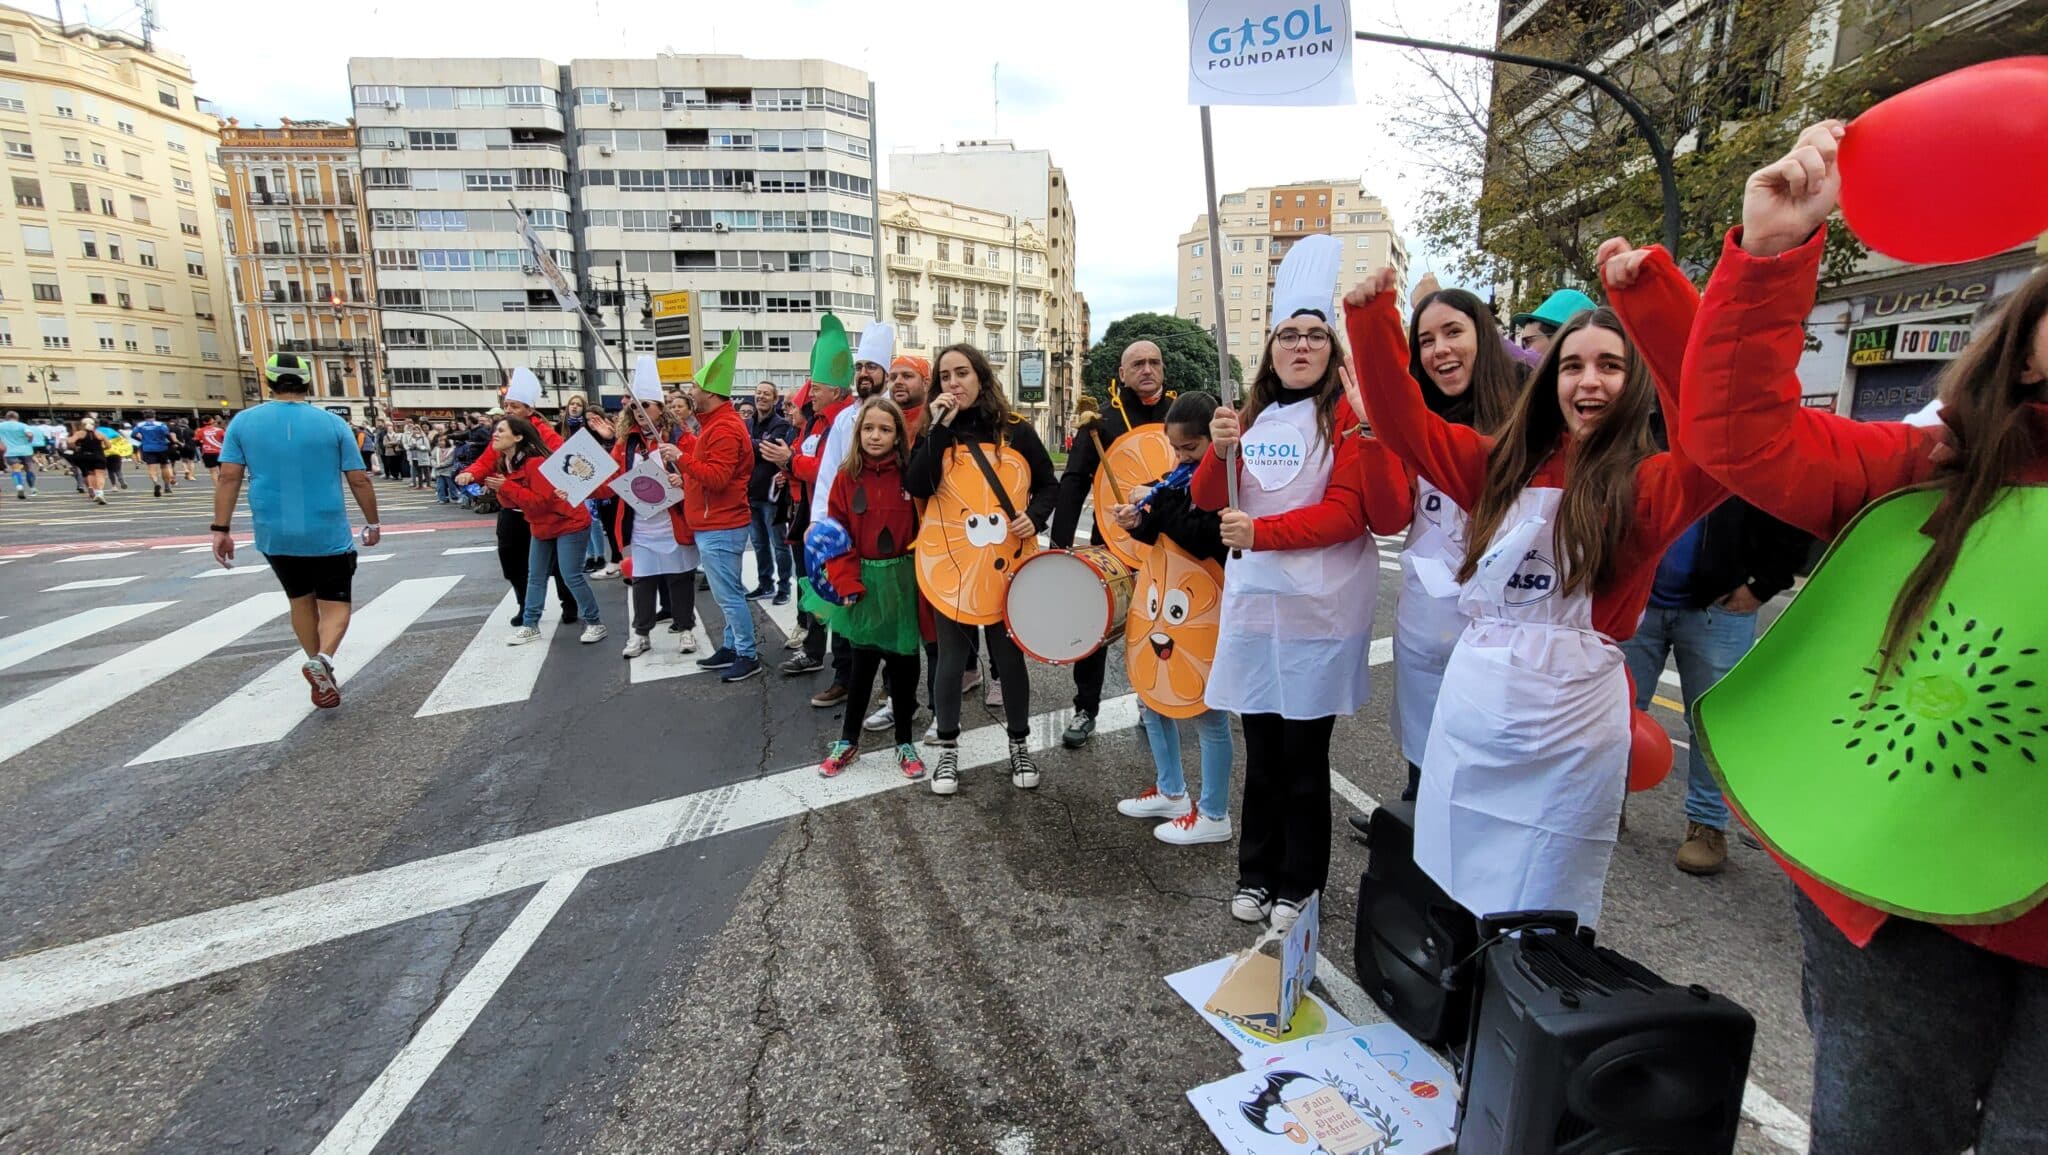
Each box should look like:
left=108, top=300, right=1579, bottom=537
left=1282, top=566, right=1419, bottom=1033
left=1418, top=488, right=1448, bottom=528
left=1502, top=549, right=1559, bottom=607
left=1242, top=430, right=1307, bottom=491
left=800, top=434, right=822, bottom=455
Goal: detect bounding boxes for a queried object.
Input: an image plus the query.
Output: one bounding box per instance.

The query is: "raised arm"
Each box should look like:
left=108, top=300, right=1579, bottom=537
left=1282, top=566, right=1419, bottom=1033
left=1343, top=272, right=1489, bottom=509
left=1600, top=239, right=1698, bottom=439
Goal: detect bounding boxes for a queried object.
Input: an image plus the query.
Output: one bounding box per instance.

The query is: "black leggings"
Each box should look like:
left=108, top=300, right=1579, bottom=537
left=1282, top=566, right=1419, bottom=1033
left=1237, top=713, right=1337, bottom=904
left=631, top=570, right=697, bottom=635
left=932, top=615, right=1030, bottom=741
left=843, top=646, right=919, bottom=745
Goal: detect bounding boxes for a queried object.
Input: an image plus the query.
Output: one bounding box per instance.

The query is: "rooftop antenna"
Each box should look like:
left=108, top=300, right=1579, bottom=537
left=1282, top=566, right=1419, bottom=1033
left=992, top=62, right=999, bottom=136
left=140, top=0, right=158, bottom=50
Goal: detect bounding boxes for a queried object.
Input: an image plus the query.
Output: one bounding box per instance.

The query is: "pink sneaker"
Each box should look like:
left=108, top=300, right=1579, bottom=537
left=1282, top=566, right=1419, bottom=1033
left=818, top=740, right=859, bottom=778
left=896, top=743, right=926, bottom=779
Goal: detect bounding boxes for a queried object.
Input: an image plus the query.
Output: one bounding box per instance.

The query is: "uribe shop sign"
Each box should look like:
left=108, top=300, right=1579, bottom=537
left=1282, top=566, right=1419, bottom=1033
left=1187, top=1, right=1355, bottom=106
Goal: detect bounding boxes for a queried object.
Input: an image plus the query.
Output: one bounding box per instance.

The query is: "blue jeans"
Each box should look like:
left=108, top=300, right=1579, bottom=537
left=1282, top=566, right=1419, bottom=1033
left=1139, top=704, right=1234, bottom=821
left=521, top=534, right=600, bottom=628
left=750, top=500, right=792, bottom=590
left=696, top=526, right=756, bottom=659
left=585, top=505, right=608, bottom=563
left=1620, top=604, right=1759, bottom=829
left=434, top=473, right=456, bottom=503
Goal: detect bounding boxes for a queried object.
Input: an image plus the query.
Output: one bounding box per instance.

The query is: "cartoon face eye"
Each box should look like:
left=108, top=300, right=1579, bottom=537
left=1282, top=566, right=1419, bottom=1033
left=1163, top=589, right=1191, bottom=625
left=1144, top=582, right=1161, bottom=621
left=963, top=509, right=1008, bottom=547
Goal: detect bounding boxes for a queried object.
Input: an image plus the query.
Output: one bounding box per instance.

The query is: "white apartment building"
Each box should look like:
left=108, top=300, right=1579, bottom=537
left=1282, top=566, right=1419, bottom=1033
left=567, top=55, right=878, bottom=394
left=888, top=141, right=1078, bottom=438
left=1176, top=180, right=1407, bottom=386
left=878, top=188, right=1051, bottom=391
left=347, top=59, right=578, bottom=415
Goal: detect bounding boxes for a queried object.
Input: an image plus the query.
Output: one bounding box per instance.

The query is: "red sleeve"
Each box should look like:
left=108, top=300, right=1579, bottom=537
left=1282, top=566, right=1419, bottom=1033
left=467, top=444, right=502, bottom=478
left=1355, top=436, right=1416, bottom=537
left=1345, top=293, right=1489, bottom=509
left=1680, top=227, right=1934, bottom=540
left=537, top=422, right=565, bottom=451
left=1606, top=244, right=1698, bottom=440
left=679, top=423, right=745, bottom=490
left=594, top=442, right=630, bottom=500
left=495, top=462, right=547, bottom=512
left=1191, top=445, right=1232, bottom=511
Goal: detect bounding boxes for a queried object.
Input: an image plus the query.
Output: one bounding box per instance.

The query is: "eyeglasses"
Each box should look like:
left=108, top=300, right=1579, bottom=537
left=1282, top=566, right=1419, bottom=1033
left=1274, top=330, right=1331, bottom=350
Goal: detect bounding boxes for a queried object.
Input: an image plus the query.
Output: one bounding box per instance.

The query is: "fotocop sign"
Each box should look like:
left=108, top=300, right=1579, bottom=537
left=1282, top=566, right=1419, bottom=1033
left=1188, top=0, right=1354, bottom=107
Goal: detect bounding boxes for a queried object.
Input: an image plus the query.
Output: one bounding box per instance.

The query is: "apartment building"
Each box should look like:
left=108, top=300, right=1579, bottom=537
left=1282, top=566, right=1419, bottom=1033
left=0, top=6, right=236, bottom=416
left=220, top=118, right=377, bottom=418
left=878, top=188, right=1052, bottom=392
left=1176, top=181, right=1407, bottom=384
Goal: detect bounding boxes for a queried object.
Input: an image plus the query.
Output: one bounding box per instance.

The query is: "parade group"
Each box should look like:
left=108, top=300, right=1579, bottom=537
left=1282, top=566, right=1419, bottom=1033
left=307, top=121, right=2043, bottom=1151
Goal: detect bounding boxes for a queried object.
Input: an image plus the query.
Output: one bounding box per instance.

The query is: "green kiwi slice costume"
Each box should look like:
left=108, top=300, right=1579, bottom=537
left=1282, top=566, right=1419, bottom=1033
left=1695, top=484, right=2048, bottom=924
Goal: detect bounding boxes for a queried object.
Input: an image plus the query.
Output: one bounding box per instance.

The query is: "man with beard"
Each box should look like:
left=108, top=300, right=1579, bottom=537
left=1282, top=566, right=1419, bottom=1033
left=1048, top=339, right=1177, bottom=747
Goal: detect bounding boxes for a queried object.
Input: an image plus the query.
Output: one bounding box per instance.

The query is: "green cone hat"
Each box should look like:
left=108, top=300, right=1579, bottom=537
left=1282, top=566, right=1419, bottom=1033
left=810, top=312, right=853, bottom=389
left=698, top=333, right=738, bottom=398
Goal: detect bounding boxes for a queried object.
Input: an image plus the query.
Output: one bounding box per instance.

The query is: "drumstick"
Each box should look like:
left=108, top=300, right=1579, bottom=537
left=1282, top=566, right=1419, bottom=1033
left=1089, top=429, right=1126, bottom=506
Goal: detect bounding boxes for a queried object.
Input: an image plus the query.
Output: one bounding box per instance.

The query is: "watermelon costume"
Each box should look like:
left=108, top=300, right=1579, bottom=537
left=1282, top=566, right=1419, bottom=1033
left=800, top=556, right=921, bottom=656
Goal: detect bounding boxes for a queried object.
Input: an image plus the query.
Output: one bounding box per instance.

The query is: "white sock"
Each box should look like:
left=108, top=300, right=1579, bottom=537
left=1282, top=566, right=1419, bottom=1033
left=315, top=652, right=335, bottom=669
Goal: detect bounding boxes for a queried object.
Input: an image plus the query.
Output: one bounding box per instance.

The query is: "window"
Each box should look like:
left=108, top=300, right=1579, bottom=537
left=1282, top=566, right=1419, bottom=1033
left=4, top=131, right=33, bottom=158
left=79, top=230, right=97, bottom=258
left=107, top=234, right=122, bottom=261
left=70, top=182, right=88, bottom=211
left=0, top=36, right=14, bottom=63
left=137, top=239, right=157, bottom=267
left=172, top=171, right=194, bottom=194
left=1190, top=268, right=1202, bottom=281
left=96, top=321, right=115, bottom=350
left=1316, top=218, right=1325, bottom=228
left=60, top=137, right=82, bottom=164
left=936, top=240, right=950, bottom=261
left=194, top=290, right=213, bottom=317
left=145, top=283, right=166, bottom=311
left=1356, top=236, right=1371, bottom=248
left=963, top=243, right=976, bottom=265
left=1295, top=195, right=1306, bottom=205
left=153, top=327, right=172, bottom=355
left=123, top=150, right=142, bottom=178
left=1230, top=264, right=1244, bottom=276
left=178, top=207, right=200, bottom=237
left=185, top=249, right=204, bottom=277
left=39, top=317, right=69, bottom=350
left=116, top=119, right=134, bottom=135
left=91, top=142, right=106, bottom=167
left=98, top=188, right=115, bottom=215
left=31, top=274, right=61, bottom=302
left=20, top=224, right=52, bottom=254
left=1230, top=286, right=1243, bottom=299
left=1192, top=291, right=1203, bottom=304
left=159, top=370, right=180, bottom=397
left=0, top=80, right=19, bottom=112
left=12, top=175, right=39, bottom=206
left=129, top=195, right=150, bottom=223
left=936, top=326, right=952, bottom=347
left=158, top=84, right=181, bottom=109
left=1191, top=242, right=1205, bottom=257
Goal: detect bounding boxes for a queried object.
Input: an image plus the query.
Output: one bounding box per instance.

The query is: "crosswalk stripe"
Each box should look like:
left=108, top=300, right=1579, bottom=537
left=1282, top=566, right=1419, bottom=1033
left=414, top=590, right=559, bottom=717
left=132, top=577, right=463, bottom=765
left=43, top=576, right=142, bottom=592
left=194, top=563, right=270, bottom=578
left=0, top=593, right=292, bottom=766
left=0, top=603, right=173, bottom=674
left=740, top=552, right=800, bottom=637
left=440, top=546, right=495, bottom=556
left=56, top=551, right=138, bottom=563
left=627, top=623, right=718, bottom=683
left=358, top=553, right=394, bottom=564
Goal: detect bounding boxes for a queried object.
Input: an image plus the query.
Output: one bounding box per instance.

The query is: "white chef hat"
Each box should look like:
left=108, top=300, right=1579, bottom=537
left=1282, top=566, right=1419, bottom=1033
left=629, top=354, right=664, bottom=402
left=504, top=366, right=542, bottom=407
left=1270, top=234, right=1343, bottom=333
left=854, top=321, right=896, bottom=368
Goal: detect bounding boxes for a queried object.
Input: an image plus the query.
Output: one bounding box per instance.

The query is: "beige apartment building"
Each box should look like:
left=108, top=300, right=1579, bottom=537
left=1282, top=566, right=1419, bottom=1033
left=0, top=5, right=236, bottom=416
left=1176, top=181, right=1407, bottom=386
left=220, top=118, right=377, bottom=419
left=878, top=187, right=1053, bottom=402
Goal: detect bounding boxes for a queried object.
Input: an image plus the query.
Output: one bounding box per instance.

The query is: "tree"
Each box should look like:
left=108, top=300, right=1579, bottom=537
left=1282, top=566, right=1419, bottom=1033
left=1082, top=312, right=1244, bottom=407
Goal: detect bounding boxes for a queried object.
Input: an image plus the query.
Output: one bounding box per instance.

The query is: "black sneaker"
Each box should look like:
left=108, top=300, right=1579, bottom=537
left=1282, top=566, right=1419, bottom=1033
left=508, top=609, right=526, bottom=626
left=772, top=586, right=791, bottom=606
left=697, top=646, right=737, bottom=670
left=746, top=585, right=773, bottom=601
left=1008, top=738, right=1040, bottom=789
left=929, top=743, right=960, bottom=796
left=1230, top=887, right=1274, bottom=923
left=721, top=654, right=763, bottom=683
left=1061, top=710, right=1096, bottom=749
left=781, top=653, right=824, bottom=676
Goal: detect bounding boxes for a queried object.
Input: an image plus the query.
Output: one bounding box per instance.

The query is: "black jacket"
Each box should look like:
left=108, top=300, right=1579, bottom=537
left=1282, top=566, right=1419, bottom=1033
left=1051, top=385, right=1178, bottom=548
left=905, top=409, right=1058, bottom=532
left=1128, top=484, right=1226, bottom=567
left=1676, top=498, right=1812, bottom=609
left=746, top=411, right=798, bottom=504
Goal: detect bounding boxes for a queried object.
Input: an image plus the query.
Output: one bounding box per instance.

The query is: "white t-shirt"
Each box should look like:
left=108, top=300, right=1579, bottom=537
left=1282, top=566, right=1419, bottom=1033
left=808, top=402, right=861, bottom=525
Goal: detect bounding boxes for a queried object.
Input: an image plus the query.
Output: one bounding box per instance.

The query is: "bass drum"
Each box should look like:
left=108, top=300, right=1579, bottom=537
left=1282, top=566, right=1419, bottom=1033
left=1004, top=546, right=1135, bottom=665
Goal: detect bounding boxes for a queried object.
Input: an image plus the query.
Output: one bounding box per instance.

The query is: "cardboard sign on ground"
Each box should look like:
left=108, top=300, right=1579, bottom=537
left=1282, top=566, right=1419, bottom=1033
left=1165, top=957, right=1350, bottom=1056
left=1241, top=1022, right=1459, bottom=1142
left=1206, top=892, right=1321, bottom=1040
left=1189, top=1036, right=1455, bottom=1155
left=538, top=428, right=620, bottom=507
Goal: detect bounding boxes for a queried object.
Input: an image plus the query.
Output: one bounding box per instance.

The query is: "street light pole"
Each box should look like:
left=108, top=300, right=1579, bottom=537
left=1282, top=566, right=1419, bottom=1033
left=1350, top=28, right=1682, bottom=260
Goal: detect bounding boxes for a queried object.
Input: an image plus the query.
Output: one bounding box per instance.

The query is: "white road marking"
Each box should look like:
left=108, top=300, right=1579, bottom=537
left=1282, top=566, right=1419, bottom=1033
left=741, top=552, right=801, bottom=638
left=1660, top=666, right=1681, bottom=690
left=42, top=576, right=143, bottom=592
left=194, top=563, right=270, bottom=577
left=132, top=577, right=462, bottom=764
left=0, top=695, right=1142, bottom=1034
left=378, top=528, right=434, bottom=536
left=414, top=591, right=561, bottom=718
left=440, top=546, right=496, bottom=556
left=1379, top=561, right=1401, bottom=573
left=627, top=623, right=719, bottom=683
left=1313, top=952, right=1377, bottom=1025
left=56, top=551, right=138, bottom=563
left=0, top=593, right=290, bottom=766
left=357, top=553, right=394, bottom=564
left=0, top=603, right=172, bottom=674
left=309, top=871, right=586, bottom=1155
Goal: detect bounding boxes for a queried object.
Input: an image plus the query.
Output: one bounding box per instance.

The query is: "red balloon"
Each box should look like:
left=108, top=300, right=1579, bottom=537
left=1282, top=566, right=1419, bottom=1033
left=1839, top=57, right=2048, bottom=264
left=1628, top=707, right=1674, bottom=794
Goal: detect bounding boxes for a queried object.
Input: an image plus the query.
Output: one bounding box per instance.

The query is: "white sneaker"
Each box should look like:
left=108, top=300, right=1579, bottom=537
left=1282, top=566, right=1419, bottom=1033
left=864, top=702, right=896, bottom=732
left=599, top=564, right=621, bottom=578
left=785, top=626, right=807, bottom=651
left=1155, top=809, right=1234, bottom=846
left=984, top=678, right=1005, bottom=708
left=1270, top=898, right=1305, bottom=933
left=622, top=633, right=651, bottom=658
left=1117, top=787, right=1188, bottom=819
left=924, top=720, right=939, bottom=743
left=678, top=630, right=698, bottom=653
left=508, top=626, right=542, bottom=646
left=1230, top=887, right=1273, bottom=923
left=929, top=745, right=959, bottom=795
left=580, top=623, right=608, bottom=644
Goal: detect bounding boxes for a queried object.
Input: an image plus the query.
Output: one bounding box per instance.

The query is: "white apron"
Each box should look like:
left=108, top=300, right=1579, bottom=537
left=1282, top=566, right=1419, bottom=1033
left=1204, top=400, right=1379, bottom=719
left=1390, top=478, right=1470, bottom=767
left=1412, top=486, right=1629, bottom=928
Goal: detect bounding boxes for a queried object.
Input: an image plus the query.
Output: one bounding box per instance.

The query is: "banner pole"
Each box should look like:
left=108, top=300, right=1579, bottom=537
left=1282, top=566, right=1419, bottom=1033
left=1198, top=105, right=1242, bottom=533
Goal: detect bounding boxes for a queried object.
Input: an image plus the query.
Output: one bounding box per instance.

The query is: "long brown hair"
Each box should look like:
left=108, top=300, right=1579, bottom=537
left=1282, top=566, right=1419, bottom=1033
left=923, top=343, right=1019, bottom=445
left=1456, top=307, right=1659, bottom=595
left=1877, top=265, right=2048, bottom=674
left=1410, top=289, right=1523, bottom=435
left=840, top=395, right=911, bottom=481
left=1240, top=316, right=1348, bottom=452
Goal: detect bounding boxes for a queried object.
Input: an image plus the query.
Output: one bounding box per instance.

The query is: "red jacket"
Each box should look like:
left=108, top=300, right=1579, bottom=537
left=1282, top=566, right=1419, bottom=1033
left=679, top=401, right=752, bottom=531
left=464, top=418, right=563, bottom=479
left=600, top=429, right=694, bottom=548
left=1191, top=415, right=1414, bottom=546
left=789, top=395, right=855, bottom=497
left=1681, top=225, right=2048, bottom=966
left=495, top=454, right=591, bottom=540
left=824, top=452, right=918, bottom=599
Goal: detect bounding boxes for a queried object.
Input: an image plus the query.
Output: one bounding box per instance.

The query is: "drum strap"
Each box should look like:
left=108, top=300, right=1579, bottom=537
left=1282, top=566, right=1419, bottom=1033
left=962, top=441, right=1020, bottom=523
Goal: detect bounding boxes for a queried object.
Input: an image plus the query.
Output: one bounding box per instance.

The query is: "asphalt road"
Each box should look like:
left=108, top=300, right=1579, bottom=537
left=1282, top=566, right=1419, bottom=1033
left=0, top=473, right=1814, bottom=1154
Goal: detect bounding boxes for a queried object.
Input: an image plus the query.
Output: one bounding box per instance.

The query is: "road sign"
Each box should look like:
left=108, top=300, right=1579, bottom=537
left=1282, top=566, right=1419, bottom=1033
left=1017, top=348, right=1046, bottom=404
left=652, top=290, right=698, bottom=384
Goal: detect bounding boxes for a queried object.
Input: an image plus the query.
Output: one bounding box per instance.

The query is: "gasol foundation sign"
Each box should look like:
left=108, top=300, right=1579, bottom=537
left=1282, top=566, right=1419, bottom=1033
left=1188, top=0, right=1355, bottom=107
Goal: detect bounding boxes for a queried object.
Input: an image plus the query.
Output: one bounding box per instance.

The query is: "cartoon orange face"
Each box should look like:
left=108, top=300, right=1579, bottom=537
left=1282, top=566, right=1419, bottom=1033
left=1125, top=537, right=1225, bottom=718
left=1092, top=426, right=1178, bottom=568
left=915, top=442, right=1039, bottom=626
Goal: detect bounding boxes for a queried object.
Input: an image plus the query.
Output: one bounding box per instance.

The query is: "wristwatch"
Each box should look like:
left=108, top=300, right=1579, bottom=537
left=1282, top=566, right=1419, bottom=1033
left=209, top=523, right=231, bottom=533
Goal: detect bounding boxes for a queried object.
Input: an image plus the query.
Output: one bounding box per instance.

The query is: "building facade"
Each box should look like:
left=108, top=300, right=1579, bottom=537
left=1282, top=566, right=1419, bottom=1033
left=878, top=188, right=1051, bottom=399
left=1176, top=181, right=1408, bottom=384
left=347, top=58, right=577, bottom=416
left=888, top=141, right=1079, bottom=439
left=220, top=118, right=377, bottom=419
left=0, top=6, right=236, bottom=417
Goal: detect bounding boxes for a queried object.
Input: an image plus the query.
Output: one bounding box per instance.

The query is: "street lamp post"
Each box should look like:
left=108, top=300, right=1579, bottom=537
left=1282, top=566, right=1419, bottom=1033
left=1350, top=28, right=1683, bottom=261
left=24, top=366, right=60, bottom=422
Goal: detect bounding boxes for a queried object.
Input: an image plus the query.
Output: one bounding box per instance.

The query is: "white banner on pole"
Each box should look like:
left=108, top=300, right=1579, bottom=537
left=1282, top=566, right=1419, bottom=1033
left=1187, top=0, right=1355, bottom=107
left=538, top=428, right=619, bottom=507
left=515, top=205, right=581, bottom=314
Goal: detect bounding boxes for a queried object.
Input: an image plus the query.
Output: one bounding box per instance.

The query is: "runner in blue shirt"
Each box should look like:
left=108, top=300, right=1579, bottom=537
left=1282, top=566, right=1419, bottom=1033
left=0, top=411, right=36, bottom=499
left=213, top=354, right=382, bottom=710
left=133, top=409, right=177, bottom=497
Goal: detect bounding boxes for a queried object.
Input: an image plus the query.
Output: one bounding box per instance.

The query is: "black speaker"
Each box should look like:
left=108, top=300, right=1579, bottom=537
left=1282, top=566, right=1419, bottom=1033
left=1352, top=801, right=1486, bottom=1048
left=1455, top=928, right=1756, bottom=1154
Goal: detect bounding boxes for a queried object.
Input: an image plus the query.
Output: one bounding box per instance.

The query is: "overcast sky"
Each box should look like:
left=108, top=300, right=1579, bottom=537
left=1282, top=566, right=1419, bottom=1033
left=38, top=0, right=1491, bottom=340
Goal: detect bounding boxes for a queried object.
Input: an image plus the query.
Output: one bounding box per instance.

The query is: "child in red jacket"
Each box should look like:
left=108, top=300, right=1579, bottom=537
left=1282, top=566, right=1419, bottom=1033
left=816, top=397, right=926, bottom=780
left=489, top=417, right=605, bottom=646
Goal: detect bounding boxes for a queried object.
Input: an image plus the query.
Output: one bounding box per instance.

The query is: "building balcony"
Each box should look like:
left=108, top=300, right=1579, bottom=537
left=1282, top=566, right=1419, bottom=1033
left=1016, top=312, right=1041, bottom=329
left=982, top=309, right=1007, bottom=326
left=928, top=259, right=1011, bottom=287
left=931, top=302, right=958, bottom=321
left=885, top=253, right=925, bottom=275
left=959, top=306, right=979, bottom=322
left=278, top=338, right=379, bottom=355
left=1014, top=273, right=1047, bottom=291
left=987, top=350, right=1008, bottom=364
left=892, top=297, right=919, bottom=318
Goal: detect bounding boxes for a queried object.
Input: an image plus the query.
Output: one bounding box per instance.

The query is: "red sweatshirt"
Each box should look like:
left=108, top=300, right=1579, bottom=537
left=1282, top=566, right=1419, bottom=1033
left=494, top=454, right=591, bottom=540
left=678, top=401, right=751, bottom=531
left=1680, top=225, right=2048, bottom=966
left=1191, top=418, right=1414, bottom=545
left=464, top=418, right=563, bottom=480
left=1344, top=246, right=1723, bottom=641
left=828, top=453, right=919, bottom=561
